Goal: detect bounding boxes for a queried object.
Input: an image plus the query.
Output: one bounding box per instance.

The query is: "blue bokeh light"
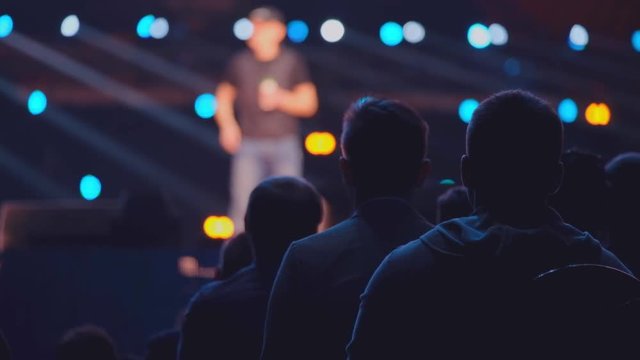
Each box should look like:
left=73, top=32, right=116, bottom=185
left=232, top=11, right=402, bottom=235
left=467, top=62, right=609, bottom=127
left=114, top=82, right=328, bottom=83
left=80, top=175, right=102, bottom=201
left=195, top=93, right=217, bottom=119
left=557, top=98, right=578, bottom=123
left=458, top=99, right=479, bottom=123
left=287, top=20, right=309, bottom=43
left=137, top=15, right=155, bottom=38
left=503, top=57, right=521, bottom=77
left=0, top=15, right=14, bottom=38
left=467, top=23, right=491, bottom=49
left=380, top=22, right=403, bottom=47
left=28, top=90, right=47, bottom=116
left=632, top=30, right=640, bottom=52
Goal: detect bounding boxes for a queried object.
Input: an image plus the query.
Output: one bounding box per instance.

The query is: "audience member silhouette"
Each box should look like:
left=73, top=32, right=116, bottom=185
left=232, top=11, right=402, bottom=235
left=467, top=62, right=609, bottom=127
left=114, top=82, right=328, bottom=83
left=348, top=90, right=631, bottom=359
left=55, top=325, right=118, bottom=360
left=0, top=331, right=10, bottom=360
left=178, top=176, right=322, bottom=360
left=606, top=152, right=640, bottom=274
left=217, top=232, right=254, bottom=279
left=261, top=97, right=433, bottom=360
left=144, top=330, right=179, bottom=360
left=550, top=149, right=607, bottom=240
left=436, top=185, right=471, bottom=223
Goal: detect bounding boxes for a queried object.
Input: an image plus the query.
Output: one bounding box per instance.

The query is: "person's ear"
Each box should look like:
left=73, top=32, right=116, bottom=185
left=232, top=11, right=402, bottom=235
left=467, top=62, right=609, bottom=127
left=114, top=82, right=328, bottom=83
left=339, top=157, right=354, bottom=187
left=460, top=155, right=475, bottom=189
left=416, top=159, right=432, bottom=186
left=549, top=161, right=564, bottom=195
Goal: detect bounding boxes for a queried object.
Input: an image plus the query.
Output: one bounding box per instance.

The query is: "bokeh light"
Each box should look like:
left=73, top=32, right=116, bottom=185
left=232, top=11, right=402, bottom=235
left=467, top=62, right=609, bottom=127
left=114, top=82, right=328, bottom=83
left=403, top=21, right=425, bottom=44
left=489, top=23, right=508, bottom=46
left=233, top=18, right=253, bottom=41
left=557, top=98, right=578, bottom=123
left=585, top=103, right=611, bottom=126
left=137, top=15, right=155, bottom=39
left=320, top=19, right=345, bottom=43
left=568, top=24, right=589, bottom=51
left=0, top=15, right=13, bottom=38
left=27, top=90, right=47, bottom=116
left=150, top=17, right=169, bottom=39
left=194, top=93, right=217, bottom=119
left=203, top=216, right=235, bottom=240
left=440, top=179, right=456, bottom=186
left=305, top=132, right=337, bottom=156
left=287, top=20, right=309, bottom=43
left=79, top=174, right=102, bottom=201
left=632, top=30, right=640, bottom=52
left=61, top=15, right=80, bottom=37
left=467, top=23, right=491, bottom=49
left=379, top=21, right=403, bottom=46
left=503, top=57, right=521, bottom=76
left=458, top=99, right=479, bottom=123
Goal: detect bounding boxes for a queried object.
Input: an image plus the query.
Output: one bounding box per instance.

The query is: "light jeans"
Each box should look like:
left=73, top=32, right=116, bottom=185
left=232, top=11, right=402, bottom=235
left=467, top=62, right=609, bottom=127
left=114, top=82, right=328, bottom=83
left=229, top=135, right=303, bottom=232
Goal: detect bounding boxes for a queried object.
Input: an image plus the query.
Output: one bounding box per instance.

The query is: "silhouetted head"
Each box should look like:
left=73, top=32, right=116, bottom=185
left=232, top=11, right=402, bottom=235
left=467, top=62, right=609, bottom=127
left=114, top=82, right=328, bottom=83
left=246, top=7, right=286, bottom=59
left=462, top=90, right=563, bottom=213
left=145, top=330, right=179, bottom=360
left=340, top=97, right=430, bottom=203
left=56, top=325, right=117, bottom=360
left=436, top=186, right=472, bottom=223
left=218, top=232, right=254, bottom=279
left=245, top=176, right=322, bottom=274
left=550, top=149, right=606, bottom=236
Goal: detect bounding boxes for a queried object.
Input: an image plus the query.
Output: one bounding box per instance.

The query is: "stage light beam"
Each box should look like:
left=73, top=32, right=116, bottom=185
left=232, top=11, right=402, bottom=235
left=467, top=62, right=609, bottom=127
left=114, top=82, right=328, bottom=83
left=558, top=98, right=578, bottom=123
left=403, top=21, right=425, bottom=44
left=137, top=15, right=155, bottom=39
left=568, top=24, right=589, bottom=51
left=150, top=17, right=169, bottom=39
left=467, top=23, right=491, bottom=49
left=380, top=22, right=403, bottom=46
left=0, top=15, right=13, bottom=38
left=320, top=19, right=345, bottom=43
left=233, top=18, right=253, bottom=41
left=79, top=174, right=102, bottom=201
left=287, top=20, right=309, bottom=43
left=27, top=90, right=47, bottom=115
left=458, top=99, right=479, bottom=123
left=61, top=15, right=80, bottom=37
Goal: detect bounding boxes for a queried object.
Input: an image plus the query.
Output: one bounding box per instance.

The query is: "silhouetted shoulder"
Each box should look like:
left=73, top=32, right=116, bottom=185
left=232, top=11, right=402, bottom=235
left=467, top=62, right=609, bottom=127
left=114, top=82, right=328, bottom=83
left=286, top=217, right=360, bottom=267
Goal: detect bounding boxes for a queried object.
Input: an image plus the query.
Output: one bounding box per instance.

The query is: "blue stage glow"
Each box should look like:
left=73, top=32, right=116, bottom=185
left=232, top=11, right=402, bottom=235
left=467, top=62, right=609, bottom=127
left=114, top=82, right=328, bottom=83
left=287, top=20, right=309, bottom=43
left=558, top=98, right=578, bottom=123
left=467, top=23, right=491, bottom=49
left=380, top=22, right=403, bottom=46
left=28, top=90, right=47, bottom=116
left=194, top=93, right=217, bottom=119
left=0, top=15, right=14, bottom=38
left=440, top=179, right=456, bottom=186
left=632, top=30, right=640, bottom=52
left=80, top=175, right=102, bottom=201
left=137, top=15, right=156, bottom=39
left=503, top=57, right=521, bottom=76
left=458, top=99, right=479, bottom=123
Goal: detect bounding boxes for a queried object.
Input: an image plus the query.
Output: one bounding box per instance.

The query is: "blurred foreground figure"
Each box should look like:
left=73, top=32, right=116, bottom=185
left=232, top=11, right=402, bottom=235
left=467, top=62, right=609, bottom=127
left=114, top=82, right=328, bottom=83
left=56, top=325, right=118, bottom=360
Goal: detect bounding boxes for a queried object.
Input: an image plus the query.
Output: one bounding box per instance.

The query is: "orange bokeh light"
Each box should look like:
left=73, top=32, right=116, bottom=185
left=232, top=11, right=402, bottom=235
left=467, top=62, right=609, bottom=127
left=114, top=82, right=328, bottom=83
left=305, top=132, right=337, bottom=156
left=203, top=216, right=235, bottom=240
left=585, top=103, right=611, bottom=126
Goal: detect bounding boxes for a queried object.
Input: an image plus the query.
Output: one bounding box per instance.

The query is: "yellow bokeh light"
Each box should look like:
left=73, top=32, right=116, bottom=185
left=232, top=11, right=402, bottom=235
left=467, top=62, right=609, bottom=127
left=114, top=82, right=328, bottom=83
left=585, top=103, right=611, bottom=126
left=305, top=132, right=337, bottom=156
left=203, top=216, right=235, bottom=240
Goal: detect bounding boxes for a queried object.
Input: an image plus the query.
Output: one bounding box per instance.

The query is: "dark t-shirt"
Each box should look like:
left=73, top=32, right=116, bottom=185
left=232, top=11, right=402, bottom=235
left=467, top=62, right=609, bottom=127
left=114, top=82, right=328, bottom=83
left=223, top=47, right=311, bottom=139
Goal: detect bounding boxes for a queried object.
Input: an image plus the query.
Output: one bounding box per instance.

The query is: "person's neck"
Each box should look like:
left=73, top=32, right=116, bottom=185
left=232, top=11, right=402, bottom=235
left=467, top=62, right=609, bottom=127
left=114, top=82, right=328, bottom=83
left=476, top=200, right=551, bottom=227
left=252, top=46, right=281, bottom=62
left=353, top=190, right=411, bottom=208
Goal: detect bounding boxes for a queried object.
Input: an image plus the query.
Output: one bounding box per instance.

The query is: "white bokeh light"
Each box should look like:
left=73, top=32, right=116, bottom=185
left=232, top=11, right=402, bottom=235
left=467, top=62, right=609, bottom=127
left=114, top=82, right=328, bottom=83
left=489, top=23, right=508, bottom=46
left=150, top=17, right=169, bottom=39
left=233, top=18, right=254, bottom=41
left=320, top=19, right=345, bottom=43
left=61, top=15, right=80, bottom=37
left=403, top=21, right=425, bottom=44
left=569, top=24, right=589, bottom=49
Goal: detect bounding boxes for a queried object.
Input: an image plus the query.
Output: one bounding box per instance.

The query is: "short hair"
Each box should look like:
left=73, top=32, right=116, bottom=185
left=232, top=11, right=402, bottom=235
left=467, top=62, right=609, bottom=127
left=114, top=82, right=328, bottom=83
left=341, top=97, right=428, bottom=195
left=245, top=176, right=322, bottom=264
left=249, top=6, right=285, bottom=23
left=466, top=90, right=563, bottom=195
left=218, top=232, right=254, bottom=279
left=437, top=186, right=472, bottom=223
left=56, top=325, right=117, bottom=360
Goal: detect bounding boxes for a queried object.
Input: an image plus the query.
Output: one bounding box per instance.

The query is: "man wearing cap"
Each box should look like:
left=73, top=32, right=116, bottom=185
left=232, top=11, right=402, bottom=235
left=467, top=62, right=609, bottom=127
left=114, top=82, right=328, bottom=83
left=215, top=6, right=319, bottom=231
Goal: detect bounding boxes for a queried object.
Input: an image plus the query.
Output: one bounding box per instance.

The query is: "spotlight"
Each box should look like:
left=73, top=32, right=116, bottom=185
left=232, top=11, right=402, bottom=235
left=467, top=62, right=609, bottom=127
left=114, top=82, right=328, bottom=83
left=233, top=18, right=253, bottom=41
left=150, top=17, right=169, bottom=39
left=568, top=24, right=589, bottom=51
left=60, top=15, right=80, bottom=37
left=467, top=23, right=491, bottom=49
left=320, top=19, right=345, bottom=43
left=585, top=103, right=611, bottom=126
left=137, top=15, right=155, bottom=39
left=632, top=30, right=640, bottom=52
left=403, top=21, right=425, bottom=44
left=0, top=14, right=13, bottom=38
left=305, top=132, right=337, bottom=156
left=28, top=90, right=47, bottom=116
left=489, top=23, right=508, bottom=46
left=458, top=99, right=479, bottom=123
left=287, top=20, right=309, bottom=43
left=203, top=216, right=235, bottom=240
left=194, top=93, right=217, bottom=119
left=379, top=22, right=403, bottom=46
left=557, top=98, right=578, bottom=123
left=80, top=174, right=102, bottom=201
